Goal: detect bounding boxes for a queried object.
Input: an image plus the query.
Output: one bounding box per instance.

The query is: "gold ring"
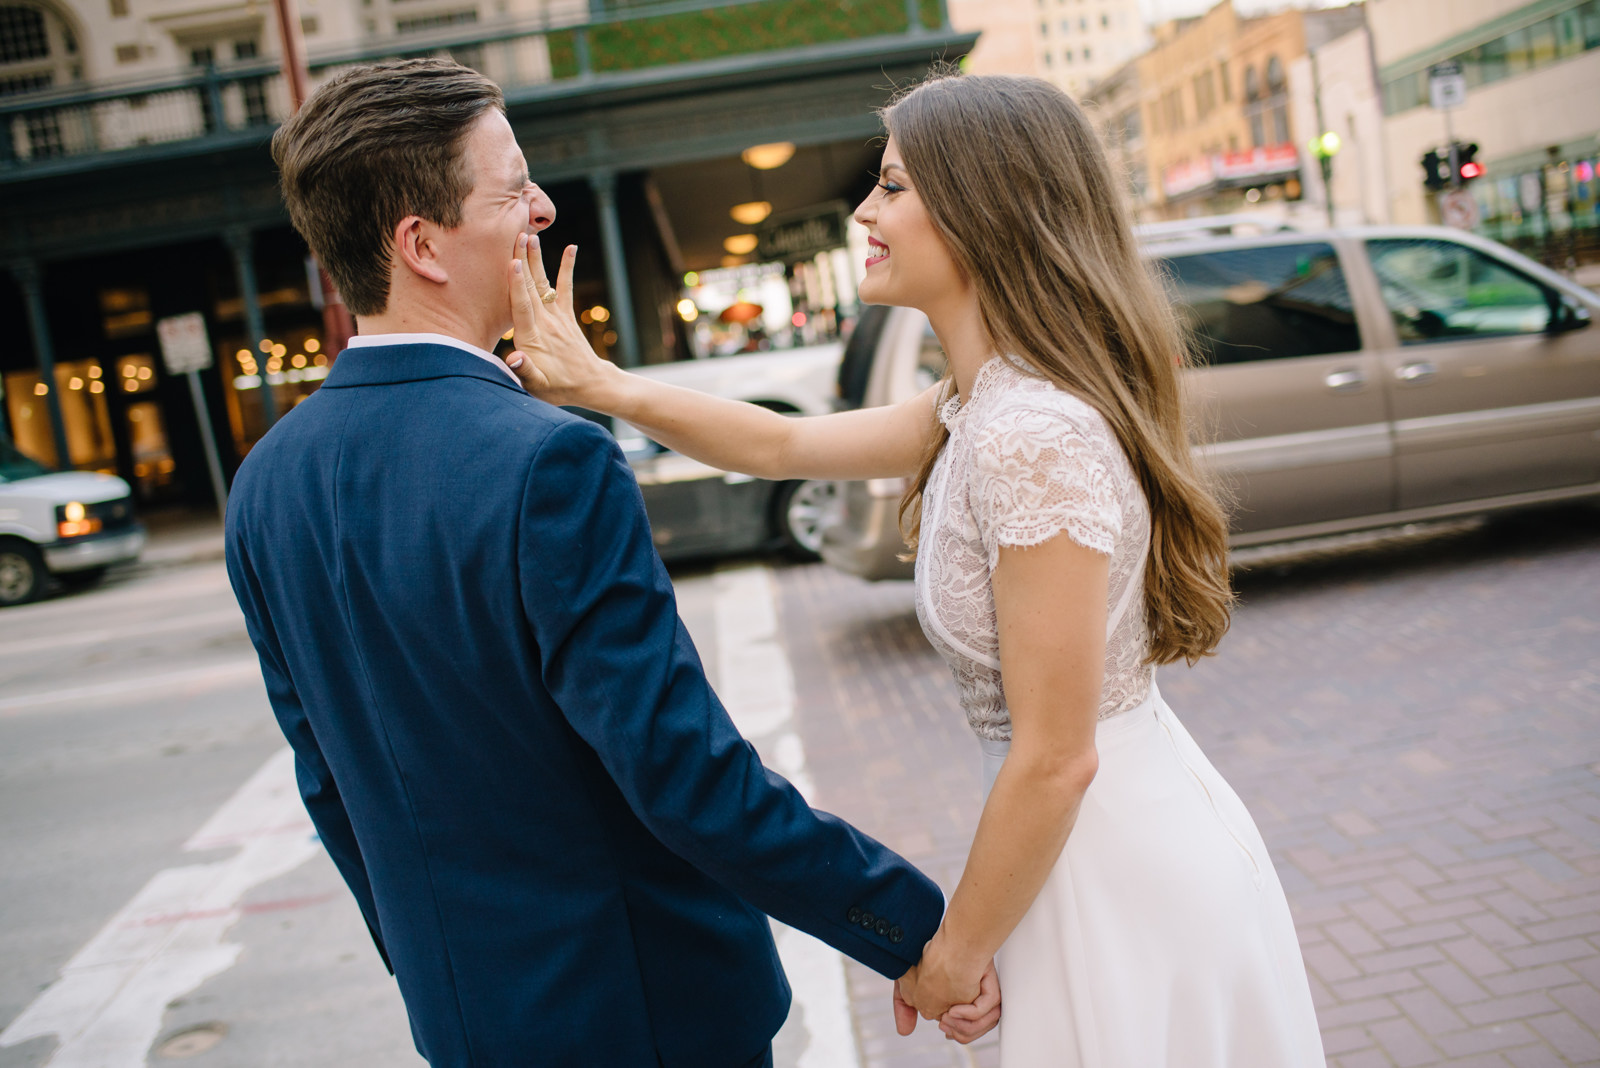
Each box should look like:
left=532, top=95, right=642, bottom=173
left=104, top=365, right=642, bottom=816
left=540, top=290, right=558, bottom=304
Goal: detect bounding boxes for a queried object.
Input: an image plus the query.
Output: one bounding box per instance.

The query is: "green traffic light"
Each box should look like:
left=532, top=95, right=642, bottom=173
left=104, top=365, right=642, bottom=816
left=1309, top=132, right=1342, bottom=158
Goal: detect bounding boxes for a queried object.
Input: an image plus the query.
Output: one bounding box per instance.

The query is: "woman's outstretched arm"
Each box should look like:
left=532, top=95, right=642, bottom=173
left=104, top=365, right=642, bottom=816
left=502, top=235, right=939, bottom=482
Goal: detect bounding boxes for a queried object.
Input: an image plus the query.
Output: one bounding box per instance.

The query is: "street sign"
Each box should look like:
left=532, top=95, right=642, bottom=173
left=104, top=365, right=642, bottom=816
left=155, top=311, right=228, bottom=520
left=156, top=312, right=214, bottom=375
left=1428, top=60, right=1466, bottom=110
left=1439, top=189, right=1481, bottom=231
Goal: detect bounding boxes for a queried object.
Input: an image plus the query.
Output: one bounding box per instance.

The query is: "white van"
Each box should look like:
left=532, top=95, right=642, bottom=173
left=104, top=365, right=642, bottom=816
left=0, top=439, right=145, bottom=606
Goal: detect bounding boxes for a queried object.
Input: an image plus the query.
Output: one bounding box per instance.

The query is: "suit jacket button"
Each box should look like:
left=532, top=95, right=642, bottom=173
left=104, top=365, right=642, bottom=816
left=847, top=907, right=862, bottom=925
left=860, top=910, right=875, bottom=928
left=889, top=926, right=904, bottom=944
left=875, top=919, right=890, bottom=937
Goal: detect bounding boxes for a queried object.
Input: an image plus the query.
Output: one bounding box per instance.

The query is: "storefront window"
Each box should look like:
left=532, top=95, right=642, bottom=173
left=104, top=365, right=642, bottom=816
left=112, top=353, right=178, bottom=502
left=2, top=358, right=115, bottom=472
left=220, top=328, right=330, bottom=453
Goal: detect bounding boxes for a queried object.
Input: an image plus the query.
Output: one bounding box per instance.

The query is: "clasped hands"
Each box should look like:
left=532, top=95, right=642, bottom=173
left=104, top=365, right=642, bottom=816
left=896, top=936, right=1001, bottom=1044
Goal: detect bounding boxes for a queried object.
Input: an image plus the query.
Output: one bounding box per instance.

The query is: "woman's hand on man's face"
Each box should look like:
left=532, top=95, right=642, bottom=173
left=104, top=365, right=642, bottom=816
left=502, top=233, right=611, bottom=406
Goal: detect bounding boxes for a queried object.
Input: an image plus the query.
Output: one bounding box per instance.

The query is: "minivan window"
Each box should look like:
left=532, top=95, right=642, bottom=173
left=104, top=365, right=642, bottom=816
left=1157, top=242, right=1360, bottom=364
left=837, top=305, right=892, bottom=409
left=1366, top=238, right=1554, bottom=343
left=0, top=438, right=52, bottom=482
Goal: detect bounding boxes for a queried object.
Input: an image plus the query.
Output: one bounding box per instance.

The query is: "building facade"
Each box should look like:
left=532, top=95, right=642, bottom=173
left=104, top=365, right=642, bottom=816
left=1133, top=0, right=1365, bottom=222
left=1, top=0, right=972, bottom=509
left=1289, top=22, right=1390, bottom=226
left=949, top=0, right=1041, bottom=76
left=1081, top=56, right=1149, bottom=220
left=1370, top=0, right=1600, bottom=265
left=1034, top=0, right=1148, bottom=97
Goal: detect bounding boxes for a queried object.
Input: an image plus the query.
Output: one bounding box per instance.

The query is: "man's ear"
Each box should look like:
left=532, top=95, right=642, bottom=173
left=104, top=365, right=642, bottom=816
left=393, top=215, right=449, bottom=285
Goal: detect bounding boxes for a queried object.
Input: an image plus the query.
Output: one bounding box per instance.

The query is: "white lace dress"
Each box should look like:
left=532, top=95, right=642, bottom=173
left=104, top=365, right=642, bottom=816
left=915, top=355, right=1324, bottom=1067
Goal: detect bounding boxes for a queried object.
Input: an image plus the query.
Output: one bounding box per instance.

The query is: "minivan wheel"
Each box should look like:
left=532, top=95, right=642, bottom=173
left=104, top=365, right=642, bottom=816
left=0, top=540, right=47, bottom=607
left=775, top=479, right=837, bottom=561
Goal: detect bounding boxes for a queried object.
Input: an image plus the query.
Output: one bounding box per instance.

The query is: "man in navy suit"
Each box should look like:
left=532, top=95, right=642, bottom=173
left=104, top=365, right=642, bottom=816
left=226, top=59, right=973, bottom=1066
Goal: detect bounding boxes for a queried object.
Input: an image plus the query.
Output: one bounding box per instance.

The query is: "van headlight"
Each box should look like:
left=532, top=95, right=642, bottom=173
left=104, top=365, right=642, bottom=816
left=56, top=501, right=102, bottom=538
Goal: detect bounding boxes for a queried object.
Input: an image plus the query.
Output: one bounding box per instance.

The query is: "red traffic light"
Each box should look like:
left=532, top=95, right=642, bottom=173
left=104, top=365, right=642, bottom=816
left=1459, top=161, right=1484, bottom=180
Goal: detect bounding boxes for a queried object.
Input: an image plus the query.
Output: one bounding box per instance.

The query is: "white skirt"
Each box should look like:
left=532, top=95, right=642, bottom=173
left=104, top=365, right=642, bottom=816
left=980, top=684, right=1325, bottom=1067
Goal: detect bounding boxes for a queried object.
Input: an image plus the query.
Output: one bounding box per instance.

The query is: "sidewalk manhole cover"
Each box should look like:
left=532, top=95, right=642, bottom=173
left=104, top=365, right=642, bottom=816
left=156, top=1022, right=227, bottom=1058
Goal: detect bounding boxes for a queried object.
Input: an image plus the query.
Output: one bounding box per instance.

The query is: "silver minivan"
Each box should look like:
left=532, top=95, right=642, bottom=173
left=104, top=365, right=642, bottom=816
left=820, top=225, right=1600, bottom=580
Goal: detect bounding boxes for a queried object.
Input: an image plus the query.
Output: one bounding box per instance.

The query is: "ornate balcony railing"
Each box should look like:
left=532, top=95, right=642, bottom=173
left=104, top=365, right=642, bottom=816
left=0, top=0, right=949, bottom=173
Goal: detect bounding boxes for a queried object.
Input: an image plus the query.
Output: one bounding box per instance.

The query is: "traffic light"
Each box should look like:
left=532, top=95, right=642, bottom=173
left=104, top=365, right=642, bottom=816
left=1421, top=149, right=1448, bottom=191
left=1456, top=141, right=1483, bottom=182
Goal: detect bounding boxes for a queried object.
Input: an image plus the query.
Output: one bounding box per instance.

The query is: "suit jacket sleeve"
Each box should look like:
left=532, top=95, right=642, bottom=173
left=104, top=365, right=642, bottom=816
left=516, top=417, right=944, bottom=978
left=225, top=538, right=394, bottom=975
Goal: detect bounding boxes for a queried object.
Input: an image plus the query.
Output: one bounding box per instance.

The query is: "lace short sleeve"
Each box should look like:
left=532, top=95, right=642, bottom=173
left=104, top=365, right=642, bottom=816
left=970, top=398, right=1123, bottom=570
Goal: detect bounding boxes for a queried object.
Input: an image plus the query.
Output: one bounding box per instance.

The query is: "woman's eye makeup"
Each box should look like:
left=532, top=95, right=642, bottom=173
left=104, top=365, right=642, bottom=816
left=871, top=172, right=907, bottom=195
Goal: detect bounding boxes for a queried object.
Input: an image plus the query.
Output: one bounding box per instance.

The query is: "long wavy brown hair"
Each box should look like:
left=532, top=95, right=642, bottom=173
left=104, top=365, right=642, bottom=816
left=888, top=72, right=1233, bottom=666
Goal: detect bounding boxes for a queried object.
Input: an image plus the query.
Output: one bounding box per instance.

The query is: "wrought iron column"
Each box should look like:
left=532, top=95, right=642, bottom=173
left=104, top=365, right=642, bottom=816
left=12, top=259, right=71, bottom=468
left=223, top=226, right=278, bottom=428
left=589, top=171, right=640, bottom=368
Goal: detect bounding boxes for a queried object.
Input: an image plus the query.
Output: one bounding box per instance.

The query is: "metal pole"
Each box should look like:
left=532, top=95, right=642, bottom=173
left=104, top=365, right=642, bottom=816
left=1309, top=47, right=1334, bottom=228
left=271, top=0, right=353, bottom=358
left=271, top=0, right=310, bottom=110
left=589, top=171, right=641, bottom=368
left=13, top=260, right=71, bottom=469
left=186, top=371, right=229, bottom=521
left=224, top=227, right=277, bottom=429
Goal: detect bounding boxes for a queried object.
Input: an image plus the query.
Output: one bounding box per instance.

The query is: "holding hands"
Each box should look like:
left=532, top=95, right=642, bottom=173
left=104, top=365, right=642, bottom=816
left=896, top=941, right=1001, bottom=1044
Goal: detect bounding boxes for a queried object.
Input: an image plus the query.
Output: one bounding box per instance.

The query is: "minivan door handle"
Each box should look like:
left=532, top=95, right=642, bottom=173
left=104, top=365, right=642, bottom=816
left=1395, top=360, right=1438, bottom=384
left=1324, top=369, right=1366, bottom=392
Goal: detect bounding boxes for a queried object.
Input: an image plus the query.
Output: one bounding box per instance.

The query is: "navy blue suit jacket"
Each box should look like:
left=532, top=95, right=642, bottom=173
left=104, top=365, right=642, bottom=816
left=224, top=343, right=944, bottom=1067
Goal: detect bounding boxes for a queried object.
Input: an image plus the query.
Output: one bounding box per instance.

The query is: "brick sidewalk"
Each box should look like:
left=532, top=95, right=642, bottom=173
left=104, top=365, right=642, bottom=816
left=772, top=508, right=1600, bottom=1068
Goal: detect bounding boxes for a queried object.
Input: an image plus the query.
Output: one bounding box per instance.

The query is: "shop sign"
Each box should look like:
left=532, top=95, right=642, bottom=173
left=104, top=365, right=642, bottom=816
left=156, top=312, right=213, bottom=375
left=1214, top=145, right=1300, bottom=184
left=1163, top=145, right=1300, bottom=198
left=758, top=203, right=849, bottom=263
left=1163, top=157, right=1216, bottom=198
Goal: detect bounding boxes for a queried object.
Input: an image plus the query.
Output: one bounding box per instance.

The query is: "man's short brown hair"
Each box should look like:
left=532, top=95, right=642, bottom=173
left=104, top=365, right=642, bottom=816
left=272, top=59, right=505, bottom=316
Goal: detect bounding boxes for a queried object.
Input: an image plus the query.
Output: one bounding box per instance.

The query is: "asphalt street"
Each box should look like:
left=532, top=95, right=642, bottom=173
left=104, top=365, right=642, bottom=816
left=2, top=503, right=1598, bottom=1068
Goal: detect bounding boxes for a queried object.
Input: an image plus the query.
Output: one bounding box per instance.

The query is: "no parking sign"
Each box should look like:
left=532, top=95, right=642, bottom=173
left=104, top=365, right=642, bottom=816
left=155, top=312, right=214, bottom=375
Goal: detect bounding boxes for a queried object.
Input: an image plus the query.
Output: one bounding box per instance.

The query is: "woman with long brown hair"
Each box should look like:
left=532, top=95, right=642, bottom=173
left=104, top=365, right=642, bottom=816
left=502, top=73, right=1324, bottom=1066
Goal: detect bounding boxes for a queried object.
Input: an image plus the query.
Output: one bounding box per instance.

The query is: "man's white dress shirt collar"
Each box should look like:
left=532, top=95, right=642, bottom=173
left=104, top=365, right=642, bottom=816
left=346, top=332, right=518, bottom=384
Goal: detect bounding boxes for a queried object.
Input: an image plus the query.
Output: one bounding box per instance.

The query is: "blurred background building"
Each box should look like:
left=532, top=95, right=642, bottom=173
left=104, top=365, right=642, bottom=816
left=1035, top=0, right=1149, bottom=96
left=3, top=0, right=1596, bottom=516
left=1370, top=0, right=1600, bottom=265
left=1129, top=1, right=1366, bottom=221
left=0, top=0, right=974, bottom=511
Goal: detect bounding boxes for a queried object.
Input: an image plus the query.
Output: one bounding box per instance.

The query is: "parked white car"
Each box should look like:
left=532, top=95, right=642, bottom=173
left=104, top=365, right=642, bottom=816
left=0, top=439, right=145, bottom=606
left=614, top=343, right=845, bottom=561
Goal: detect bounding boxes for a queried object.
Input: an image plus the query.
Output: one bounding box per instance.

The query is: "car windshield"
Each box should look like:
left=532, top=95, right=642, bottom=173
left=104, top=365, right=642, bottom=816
left=0, top=438, right=53, bottom=482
